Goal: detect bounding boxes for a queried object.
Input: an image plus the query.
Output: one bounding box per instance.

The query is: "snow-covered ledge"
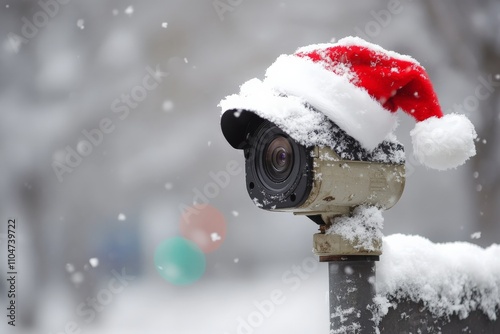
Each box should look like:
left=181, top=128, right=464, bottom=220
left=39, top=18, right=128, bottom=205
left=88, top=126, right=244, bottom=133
left=374, top=234, right=500, bottom=333
left=322, top=206, right=499, bottom=332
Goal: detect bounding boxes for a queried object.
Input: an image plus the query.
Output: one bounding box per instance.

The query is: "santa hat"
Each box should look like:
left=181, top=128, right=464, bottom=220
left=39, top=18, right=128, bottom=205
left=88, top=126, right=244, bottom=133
left=219, top=36, right=477, bottom=170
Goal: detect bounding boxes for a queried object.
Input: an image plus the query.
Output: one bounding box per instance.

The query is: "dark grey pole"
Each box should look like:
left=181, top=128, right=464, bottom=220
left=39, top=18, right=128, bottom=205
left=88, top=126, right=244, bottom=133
left=328, top=256, right=378, bottom=333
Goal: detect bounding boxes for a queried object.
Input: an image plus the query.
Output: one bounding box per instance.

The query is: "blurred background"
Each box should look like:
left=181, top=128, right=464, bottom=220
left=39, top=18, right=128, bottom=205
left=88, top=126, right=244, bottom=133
left=0, top=0, right=499, bottom=333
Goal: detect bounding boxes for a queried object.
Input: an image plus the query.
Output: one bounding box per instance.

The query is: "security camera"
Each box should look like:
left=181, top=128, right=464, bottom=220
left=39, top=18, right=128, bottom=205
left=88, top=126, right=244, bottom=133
left=219, top=37, right=476, bottom=225
left=219, top=37, right=479, bottom=334
left=220, top=109, right=406, bottom=225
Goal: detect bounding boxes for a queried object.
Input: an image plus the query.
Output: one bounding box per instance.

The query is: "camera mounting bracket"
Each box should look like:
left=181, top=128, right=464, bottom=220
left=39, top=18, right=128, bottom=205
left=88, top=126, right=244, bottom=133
left=309, top=208, right=383, bottom=260
left=313, top=232, right=382, bottom=262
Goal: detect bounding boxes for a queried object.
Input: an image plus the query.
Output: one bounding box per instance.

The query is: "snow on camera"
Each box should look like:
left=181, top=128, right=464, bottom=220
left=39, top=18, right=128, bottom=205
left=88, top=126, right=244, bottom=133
left=327, top=205, right=384, bottom=252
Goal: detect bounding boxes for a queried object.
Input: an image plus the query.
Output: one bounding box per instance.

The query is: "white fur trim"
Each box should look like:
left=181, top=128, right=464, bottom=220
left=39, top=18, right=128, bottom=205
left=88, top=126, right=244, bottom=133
left=263, top=54, right=397, bottom=151
left=410, top=114, right=477, bottom=170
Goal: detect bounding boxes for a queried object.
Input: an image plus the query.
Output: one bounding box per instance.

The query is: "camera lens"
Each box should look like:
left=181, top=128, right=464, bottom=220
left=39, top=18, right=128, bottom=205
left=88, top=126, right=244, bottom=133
left=245, top=119, right=313, bottom=209
left=264, top=136, right=293, bottom=182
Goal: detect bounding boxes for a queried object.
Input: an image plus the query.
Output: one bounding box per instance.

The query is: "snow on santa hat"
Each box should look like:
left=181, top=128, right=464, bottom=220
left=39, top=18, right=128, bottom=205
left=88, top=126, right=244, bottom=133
left=219, top=36, right=477, bottom=170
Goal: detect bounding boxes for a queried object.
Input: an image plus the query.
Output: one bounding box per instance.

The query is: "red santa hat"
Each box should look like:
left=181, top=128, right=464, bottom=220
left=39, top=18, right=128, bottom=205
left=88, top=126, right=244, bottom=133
left=220, top=37, right=477, bottom=170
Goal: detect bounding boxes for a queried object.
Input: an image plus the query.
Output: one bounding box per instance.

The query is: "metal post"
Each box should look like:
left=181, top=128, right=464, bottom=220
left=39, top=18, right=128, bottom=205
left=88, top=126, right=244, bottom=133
left=328, top=256, right=378, bottom=333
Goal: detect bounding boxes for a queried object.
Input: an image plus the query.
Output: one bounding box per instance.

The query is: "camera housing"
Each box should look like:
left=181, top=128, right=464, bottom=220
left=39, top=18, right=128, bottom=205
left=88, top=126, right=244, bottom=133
left=221, top=109, right=406, bottom=224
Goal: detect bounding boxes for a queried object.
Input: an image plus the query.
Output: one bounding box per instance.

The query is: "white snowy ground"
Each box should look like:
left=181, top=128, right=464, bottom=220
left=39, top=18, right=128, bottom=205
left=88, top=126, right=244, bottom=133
left=3, top=234, right=498, bottom=334
left=11, top=265, right=330, bottom=334
left=90, top=276, right=329, bottom=334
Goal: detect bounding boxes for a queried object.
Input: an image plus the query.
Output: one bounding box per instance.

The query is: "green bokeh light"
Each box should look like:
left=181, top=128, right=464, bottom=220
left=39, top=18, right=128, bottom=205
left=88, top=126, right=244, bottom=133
left=154, top=237, right=206, bottom=285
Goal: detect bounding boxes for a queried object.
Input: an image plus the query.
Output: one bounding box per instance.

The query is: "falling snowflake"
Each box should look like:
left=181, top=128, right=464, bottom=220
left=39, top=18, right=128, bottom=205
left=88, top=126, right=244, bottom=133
left=65, top=263, right=75, bottom=273
left=162, top=100, right=174, bottom=112
left=210, top=232, right=221, bottom=242
left=470, top=232, right=481, bottom=239
left=71, top=272, right=85, bottom=286
left=89, top=258, right=99, bottom=268
left=77, top=19, right=85, bottom=30
left=124, top=6, right=134, bottom=16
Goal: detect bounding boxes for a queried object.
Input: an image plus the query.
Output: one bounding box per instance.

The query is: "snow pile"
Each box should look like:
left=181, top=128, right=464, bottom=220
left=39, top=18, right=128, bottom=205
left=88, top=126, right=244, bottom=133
left=220, top=78, right=337, bottom=147
left=327, top=206, right=384, bottom=252
left=315, top=120, right=405, bottom=164
left=221, top=82, right=405, bottom=163
left=376, top=234, right=500, bottom=321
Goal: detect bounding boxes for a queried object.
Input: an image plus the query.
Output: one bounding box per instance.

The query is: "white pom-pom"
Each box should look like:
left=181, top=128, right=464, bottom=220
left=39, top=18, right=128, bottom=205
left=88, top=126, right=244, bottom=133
left=410, top=114, right=477, bottom=170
